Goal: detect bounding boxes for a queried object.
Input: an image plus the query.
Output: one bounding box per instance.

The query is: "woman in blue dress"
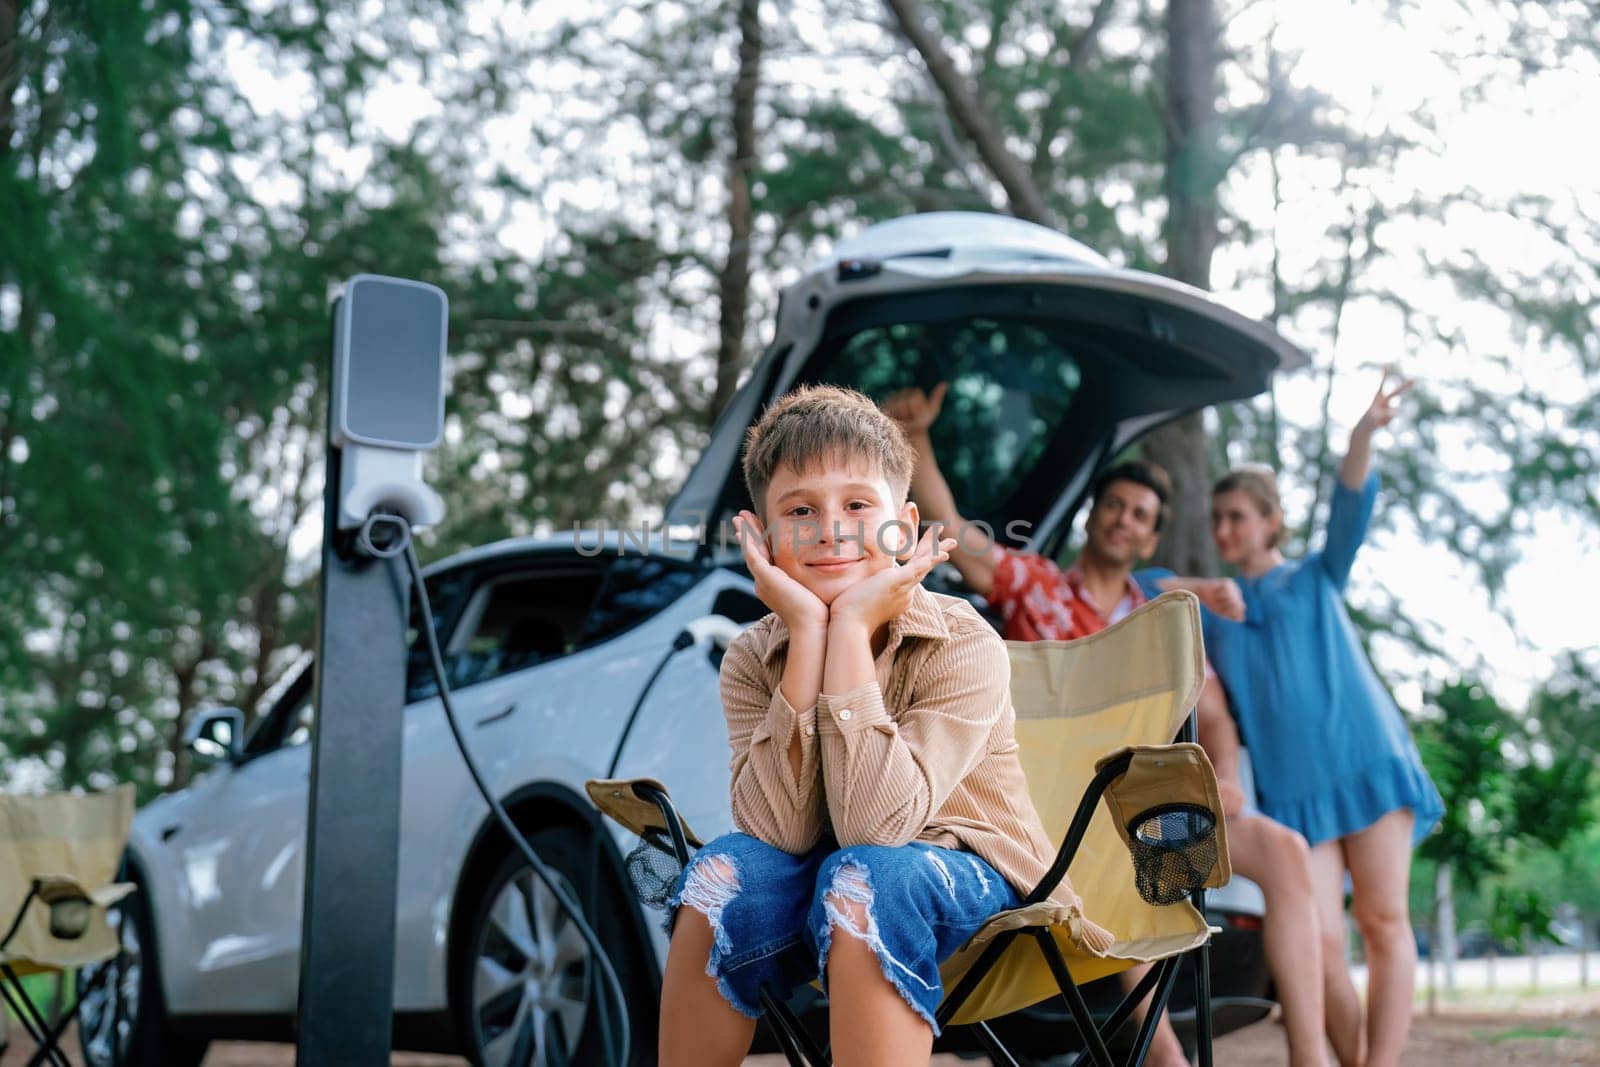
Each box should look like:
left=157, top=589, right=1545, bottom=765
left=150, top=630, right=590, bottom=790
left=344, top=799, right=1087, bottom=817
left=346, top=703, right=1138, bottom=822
left=1202, top=371, right=1442, bottom=1067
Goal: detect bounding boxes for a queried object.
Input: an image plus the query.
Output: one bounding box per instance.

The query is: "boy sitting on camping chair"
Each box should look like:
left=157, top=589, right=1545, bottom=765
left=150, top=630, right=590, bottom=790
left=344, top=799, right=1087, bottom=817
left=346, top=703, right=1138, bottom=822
left=592, top=384, right=1228, bottom=1065
left=657, top=384, right=1120, bottom=1066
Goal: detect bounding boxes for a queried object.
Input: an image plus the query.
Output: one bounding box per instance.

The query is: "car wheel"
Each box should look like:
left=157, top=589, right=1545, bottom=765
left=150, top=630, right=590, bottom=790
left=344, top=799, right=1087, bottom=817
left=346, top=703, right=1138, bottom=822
left=455, top=824, right=652, bottom=1067
left=76, top=886, right=207, bottom=1067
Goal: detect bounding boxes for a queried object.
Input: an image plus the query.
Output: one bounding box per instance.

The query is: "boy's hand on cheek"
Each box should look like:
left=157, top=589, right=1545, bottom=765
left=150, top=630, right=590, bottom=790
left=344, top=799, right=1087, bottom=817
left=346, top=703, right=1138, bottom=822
left=828, top=527, right=956, bottom=634
left=735, top=510, right=829, bottom=635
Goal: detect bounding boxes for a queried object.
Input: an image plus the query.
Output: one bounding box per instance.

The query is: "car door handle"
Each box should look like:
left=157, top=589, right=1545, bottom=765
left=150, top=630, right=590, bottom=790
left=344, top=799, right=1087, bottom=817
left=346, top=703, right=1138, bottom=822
left=476, top=703, right=518, bottom=728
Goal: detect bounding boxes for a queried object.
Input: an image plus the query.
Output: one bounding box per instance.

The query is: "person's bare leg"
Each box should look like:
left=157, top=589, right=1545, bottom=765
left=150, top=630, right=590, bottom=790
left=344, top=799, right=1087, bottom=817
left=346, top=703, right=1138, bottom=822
left=1308, top=840, right=1363, bottom=1067
left=1114, top=963, right=1189, bottom=1067
left=822, top=886, right=933, bottom=1067
left=1344, top=810, right=1416, bottom=1067
left=1229, top=815, right=1328, bottom=1067
left=659, top=894, right=757, bottom=1065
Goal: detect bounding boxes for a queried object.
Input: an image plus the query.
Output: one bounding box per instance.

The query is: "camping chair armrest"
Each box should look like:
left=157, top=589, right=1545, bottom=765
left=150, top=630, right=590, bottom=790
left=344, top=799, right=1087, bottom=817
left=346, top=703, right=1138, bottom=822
left=585, top=777, right=701, bottom=865
left=1097, top=742, right=1231, bottom=894
left=1019, top=750, right=1136, bottom=907
left=634, top=783, right=694, bottom=868
left=1, top=875, right=132, bottom=954
left=1020, top=742, right=1230, bottom=908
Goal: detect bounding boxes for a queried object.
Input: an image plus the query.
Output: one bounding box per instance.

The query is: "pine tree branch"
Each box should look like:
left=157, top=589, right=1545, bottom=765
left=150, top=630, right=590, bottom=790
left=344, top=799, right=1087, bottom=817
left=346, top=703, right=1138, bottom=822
left=881, top=0, right=1053, bottom=226
left=1031, top=0, right=1119, bottom=182
left=1070, top=0, right=1119, bottom=72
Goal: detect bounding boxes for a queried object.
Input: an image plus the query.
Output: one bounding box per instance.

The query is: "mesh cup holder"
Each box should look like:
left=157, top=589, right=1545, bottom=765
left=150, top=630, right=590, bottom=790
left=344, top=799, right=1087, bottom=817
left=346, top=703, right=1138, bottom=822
left=625, top=830, right=686, bottom=911
left=1127, top=803, right=1218, bottom=906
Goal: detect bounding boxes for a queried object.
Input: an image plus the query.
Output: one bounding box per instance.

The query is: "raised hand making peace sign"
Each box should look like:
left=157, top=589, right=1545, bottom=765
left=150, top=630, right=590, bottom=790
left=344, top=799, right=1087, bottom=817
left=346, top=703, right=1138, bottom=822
left=1356, top=367, right=1415, bottom=434
left=1341, top=366, right=1414, bottom=491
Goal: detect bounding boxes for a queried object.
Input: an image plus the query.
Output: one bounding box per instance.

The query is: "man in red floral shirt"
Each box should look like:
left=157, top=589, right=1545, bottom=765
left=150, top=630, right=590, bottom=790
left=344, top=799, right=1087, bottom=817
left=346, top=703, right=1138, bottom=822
left=886, top=384, right=1334, bottom=1067
left=883, top=384, right=1242, bottom=640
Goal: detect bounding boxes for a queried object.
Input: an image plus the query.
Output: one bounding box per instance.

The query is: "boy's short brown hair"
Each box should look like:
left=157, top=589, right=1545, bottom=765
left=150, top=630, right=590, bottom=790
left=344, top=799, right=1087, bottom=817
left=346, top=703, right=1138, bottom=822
left=741, top=384, right=916, bottom=518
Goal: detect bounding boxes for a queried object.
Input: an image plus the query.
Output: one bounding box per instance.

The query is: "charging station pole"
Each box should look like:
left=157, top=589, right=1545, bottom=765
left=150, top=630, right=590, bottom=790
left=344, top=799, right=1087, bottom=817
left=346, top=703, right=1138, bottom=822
left=298, top=276, right=448, bottom=1065
left=297, top=443, right=409, bottom=1065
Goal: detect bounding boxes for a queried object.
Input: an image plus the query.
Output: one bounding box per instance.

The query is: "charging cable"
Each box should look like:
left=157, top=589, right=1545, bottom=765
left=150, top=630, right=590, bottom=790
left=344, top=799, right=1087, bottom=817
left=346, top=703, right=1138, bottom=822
left=605, top=613, right=743, bottom=779
left=356, top=514, right=630, bottom=1065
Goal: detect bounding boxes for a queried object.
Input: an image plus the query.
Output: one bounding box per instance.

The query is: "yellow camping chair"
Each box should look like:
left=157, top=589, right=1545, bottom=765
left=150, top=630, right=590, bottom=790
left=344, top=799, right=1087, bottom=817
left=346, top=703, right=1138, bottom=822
left=588, top=590, right=1229, bottom=1067
left=0, top=785, right=137, bottom=1067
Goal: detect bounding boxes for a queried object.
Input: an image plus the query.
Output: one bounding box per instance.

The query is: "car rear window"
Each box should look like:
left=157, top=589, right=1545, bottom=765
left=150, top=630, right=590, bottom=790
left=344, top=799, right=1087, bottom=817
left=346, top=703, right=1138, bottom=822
left=813, top=316, right=1083, bottom=516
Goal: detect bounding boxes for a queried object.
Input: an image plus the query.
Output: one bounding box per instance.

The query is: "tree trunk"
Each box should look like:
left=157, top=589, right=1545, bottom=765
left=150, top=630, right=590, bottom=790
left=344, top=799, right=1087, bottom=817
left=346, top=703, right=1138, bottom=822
left=0, top=0, right=18, bottom=142
left=1425, top=913, right=1436, bottom=1016
left=1143, top=0, right=1220, bottom=576
left=1581, top=915, right=1590, bottom=989
left=239, top=577, right=281, bottom=726
left=710, top=0, right=761, bottom=426
left=0, top=0, right=21, bottom=527
left=883, top=0, right=1053, bottom=226
left=1435, top=862, right=1456, bottom=997
left=166, top=639, right=214, bottom=790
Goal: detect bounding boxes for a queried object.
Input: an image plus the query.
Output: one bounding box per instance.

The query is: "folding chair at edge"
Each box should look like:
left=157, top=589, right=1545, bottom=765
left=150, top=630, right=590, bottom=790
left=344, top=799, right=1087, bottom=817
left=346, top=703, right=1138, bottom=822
left=0, top=785, right=138, bottom=1067
left=588, top=590, right=1231, bottom=1067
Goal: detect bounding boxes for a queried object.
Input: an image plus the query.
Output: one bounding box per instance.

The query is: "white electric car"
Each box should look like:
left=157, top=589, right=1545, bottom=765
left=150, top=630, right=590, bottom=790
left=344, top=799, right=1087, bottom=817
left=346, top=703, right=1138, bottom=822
left=78, top=213, right=1305, bottom=1066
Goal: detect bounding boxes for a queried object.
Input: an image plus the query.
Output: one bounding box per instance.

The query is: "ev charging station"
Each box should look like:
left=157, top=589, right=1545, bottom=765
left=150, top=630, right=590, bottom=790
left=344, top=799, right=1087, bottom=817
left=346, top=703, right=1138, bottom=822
left=298, top=275, right=448, bottom=1065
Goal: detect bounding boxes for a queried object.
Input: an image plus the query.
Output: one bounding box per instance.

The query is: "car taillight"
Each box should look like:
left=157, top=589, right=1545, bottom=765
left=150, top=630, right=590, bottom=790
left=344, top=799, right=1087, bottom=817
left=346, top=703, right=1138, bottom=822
left=1224, top=913, right=1263, bottom=931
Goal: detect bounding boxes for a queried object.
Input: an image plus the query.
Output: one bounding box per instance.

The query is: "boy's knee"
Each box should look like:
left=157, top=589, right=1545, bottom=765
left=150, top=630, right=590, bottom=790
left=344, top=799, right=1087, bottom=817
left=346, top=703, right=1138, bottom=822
left=669, top=901, right=716, bottom=950
left=679, top=854, right=741, bottom=917
left=820, top=857, right=876, bottom=929
left=818, top=860, right=885, bottom=987
left=824, top=889, right=873, bottom=940
left=819, top=843, right=929, bottom=899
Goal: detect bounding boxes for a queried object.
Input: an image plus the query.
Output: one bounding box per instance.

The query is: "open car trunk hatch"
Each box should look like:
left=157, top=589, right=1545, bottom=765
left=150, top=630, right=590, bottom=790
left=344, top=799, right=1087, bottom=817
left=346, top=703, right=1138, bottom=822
left=669, top=216, right=1308, bottom=552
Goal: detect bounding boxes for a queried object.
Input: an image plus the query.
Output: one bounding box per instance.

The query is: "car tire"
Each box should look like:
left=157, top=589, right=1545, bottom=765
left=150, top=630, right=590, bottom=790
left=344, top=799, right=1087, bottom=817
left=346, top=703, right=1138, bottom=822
left=453, top=823, right=655, bottom=1067
left=76, top=884, right=208, bottom=1067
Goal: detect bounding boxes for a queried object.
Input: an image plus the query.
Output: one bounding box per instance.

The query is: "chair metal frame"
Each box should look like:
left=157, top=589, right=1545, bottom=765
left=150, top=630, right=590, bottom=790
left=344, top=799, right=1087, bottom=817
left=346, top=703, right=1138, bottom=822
left=0, top=879, right=127, bottom=1067
left=632, top=724, right=1217, bottom=1067
left=1, top=786, right=135, bottom=1067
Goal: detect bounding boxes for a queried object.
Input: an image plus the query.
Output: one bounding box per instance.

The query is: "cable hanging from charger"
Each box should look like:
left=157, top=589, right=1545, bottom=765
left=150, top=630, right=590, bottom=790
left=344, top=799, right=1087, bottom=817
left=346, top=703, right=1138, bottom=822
left=391, top=527, right=631, bottom=1067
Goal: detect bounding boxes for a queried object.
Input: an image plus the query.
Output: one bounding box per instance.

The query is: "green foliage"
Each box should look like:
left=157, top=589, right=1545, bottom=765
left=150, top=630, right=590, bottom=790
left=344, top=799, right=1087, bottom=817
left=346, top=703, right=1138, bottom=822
left=0, top=0, right=701, bottom=799
left=1415, top=682, right=1519, bottom=883
left=1487, top=886, right=1557, bottom=947
left=1416, top=676, right=1597, bottom=939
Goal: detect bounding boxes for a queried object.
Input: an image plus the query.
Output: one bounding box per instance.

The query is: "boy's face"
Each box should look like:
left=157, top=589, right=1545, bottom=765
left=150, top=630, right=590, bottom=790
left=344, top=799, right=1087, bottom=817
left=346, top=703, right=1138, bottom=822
left=760, top=455, right=918, bottom=606
left=1083, top=479, right=1162, bottom=570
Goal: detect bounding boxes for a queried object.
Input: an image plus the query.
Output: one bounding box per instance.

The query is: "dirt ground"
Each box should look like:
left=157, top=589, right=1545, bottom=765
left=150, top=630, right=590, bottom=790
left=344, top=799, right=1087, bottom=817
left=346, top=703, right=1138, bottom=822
left=7, top=993, right=1599, bottom=1065
left=1199, top=999, right=1600, bottom=1066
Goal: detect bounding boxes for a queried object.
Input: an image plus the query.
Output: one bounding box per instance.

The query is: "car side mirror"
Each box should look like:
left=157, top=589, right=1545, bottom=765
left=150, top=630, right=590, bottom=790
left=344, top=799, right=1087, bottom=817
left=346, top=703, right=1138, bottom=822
left=185, top=707, right=245, bottom=765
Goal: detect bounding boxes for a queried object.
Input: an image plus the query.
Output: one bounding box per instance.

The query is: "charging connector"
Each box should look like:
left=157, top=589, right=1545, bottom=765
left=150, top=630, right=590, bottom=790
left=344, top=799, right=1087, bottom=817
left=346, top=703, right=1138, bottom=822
left=355, top=512, right=412, bottom=560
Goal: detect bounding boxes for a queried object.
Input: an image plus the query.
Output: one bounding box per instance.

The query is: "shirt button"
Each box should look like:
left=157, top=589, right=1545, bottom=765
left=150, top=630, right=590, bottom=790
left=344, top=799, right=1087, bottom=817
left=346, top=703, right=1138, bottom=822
left=803, top=724, right=815, bottom=736
left=838, top=708, right=853, bottom=721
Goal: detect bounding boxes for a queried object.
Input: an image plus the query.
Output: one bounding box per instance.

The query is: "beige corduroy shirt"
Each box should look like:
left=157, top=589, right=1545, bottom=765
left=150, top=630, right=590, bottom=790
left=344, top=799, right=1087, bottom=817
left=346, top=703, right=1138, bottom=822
left=719, top=584, right=1103, bottom=937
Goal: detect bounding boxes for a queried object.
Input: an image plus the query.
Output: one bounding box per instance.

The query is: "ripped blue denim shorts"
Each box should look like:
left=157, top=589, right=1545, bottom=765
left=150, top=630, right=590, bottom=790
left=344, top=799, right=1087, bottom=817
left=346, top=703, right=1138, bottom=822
left=667, top=832, right=1019, bottom=1033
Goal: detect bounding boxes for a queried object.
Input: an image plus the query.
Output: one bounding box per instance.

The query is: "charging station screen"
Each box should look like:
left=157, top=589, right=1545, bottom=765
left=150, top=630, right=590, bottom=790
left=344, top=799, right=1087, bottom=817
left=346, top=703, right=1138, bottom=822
left=342, top=279, right=445, bottom=448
